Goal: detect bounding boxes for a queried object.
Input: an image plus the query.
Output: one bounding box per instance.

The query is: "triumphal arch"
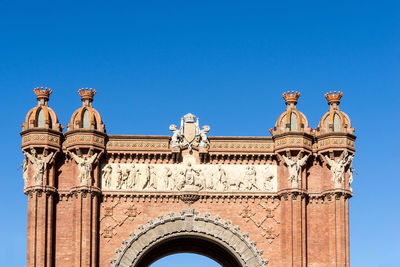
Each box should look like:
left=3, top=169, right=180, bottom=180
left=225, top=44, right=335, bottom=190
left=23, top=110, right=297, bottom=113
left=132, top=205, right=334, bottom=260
left=21, top=88, right=356, bottom=267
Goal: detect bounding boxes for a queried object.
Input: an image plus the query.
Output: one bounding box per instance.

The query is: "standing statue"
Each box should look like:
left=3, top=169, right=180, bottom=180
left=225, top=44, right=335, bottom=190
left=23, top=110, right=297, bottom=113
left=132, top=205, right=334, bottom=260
left=324, top=152, right=353, bottom=186
left=348, top=155, right=355, bottom=185
left=198, top=125, right=210, bottom=148
left=69, top=152, right=98, bottom=186
left=169, top=124, right=182, bottom=148
left=102, top=164, right=113, bottom=188
left=22, top=156, right=28, bottom=186
left=282, top=154, right=309, bottom=187
left=24, top=148, right=54, bottom=186
left=244, top=166, right=258, bottom=190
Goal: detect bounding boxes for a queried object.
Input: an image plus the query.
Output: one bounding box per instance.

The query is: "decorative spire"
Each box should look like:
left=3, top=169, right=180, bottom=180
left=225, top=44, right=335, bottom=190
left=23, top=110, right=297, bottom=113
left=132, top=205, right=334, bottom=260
left=78, top=88, right=96, bottom=105
left=324, top=91, right=343, bottom=105
left=33, top=87, right=52, bottom=103
left=282, top=91, right=300, bottom=106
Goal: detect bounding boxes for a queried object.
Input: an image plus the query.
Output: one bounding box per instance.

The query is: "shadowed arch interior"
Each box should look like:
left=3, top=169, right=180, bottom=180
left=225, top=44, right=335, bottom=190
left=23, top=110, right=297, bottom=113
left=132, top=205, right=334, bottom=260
left=136, top=235, right=241, bottom=267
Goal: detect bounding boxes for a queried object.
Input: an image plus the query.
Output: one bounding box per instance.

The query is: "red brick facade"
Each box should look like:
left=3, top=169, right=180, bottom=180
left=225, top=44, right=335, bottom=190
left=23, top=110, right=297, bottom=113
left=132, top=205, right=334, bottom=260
left=21, top=88, right=356, bottom=266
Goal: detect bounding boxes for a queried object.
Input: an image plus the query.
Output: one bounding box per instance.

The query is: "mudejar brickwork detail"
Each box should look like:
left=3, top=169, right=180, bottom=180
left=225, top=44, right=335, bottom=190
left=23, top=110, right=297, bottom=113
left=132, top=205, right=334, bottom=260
left=21, top=88, right=356, bottom=266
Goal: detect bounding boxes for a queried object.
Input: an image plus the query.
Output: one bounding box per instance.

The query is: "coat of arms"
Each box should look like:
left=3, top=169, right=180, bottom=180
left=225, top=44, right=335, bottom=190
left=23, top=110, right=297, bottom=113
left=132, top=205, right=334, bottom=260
left=169, top=113, right=210, bottom=151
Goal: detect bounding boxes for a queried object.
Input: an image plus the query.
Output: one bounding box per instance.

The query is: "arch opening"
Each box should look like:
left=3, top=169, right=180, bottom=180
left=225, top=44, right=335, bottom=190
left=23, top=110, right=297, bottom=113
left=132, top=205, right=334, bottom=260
left=138, top=235, right=240, bottom=267
left=82, top=109, right=90, bottom=128
left=150, top=253, right=221, bottom=267
left=37, top=108, right=45, bottom=127
left=111, top=210, right=267, bottom=267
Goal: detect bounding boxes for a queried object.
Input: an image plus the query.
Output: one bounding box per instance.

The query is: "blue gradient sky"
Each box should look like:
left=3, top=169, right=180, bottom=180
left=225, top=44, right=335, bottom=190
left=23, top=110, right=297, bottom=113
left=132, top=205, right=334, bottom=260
left=1, top=1, right=399, bottom=266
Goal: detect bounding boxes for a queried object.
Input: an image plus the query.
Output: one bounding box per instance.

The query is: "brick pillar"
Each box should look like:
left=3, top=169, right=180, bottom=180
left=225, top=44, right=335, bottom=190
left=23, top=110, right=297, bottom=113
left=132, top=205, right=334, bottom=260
left=326, top=192, right=350, bottom=267
left=280, top=191, right=307, bottom=267
left=72, top=186, right=101, bottom=267
left=25, top=186, right=57, bottom=267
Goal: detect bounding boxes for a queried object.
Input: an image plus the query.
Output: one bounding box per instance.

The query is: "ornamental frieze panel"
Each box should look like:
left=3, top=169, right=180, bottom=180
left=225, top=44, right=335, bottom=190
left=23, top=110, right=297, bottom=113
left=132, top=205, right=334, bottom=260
left=101, top=155, right=277, bottom=193
left=100, top=201, right=141, bottom=243
left=239, top=200, right=281, bottom=244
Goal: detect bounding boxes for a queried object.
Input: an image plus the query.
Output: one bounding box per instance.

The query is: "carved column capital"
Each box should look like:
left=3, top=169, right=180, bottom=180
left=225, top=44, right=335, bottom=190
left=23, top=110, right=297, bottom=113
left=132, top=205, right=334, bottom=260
left=24, top=185, right=57, bottom=197
left=70, top=185, right=102, bottom=198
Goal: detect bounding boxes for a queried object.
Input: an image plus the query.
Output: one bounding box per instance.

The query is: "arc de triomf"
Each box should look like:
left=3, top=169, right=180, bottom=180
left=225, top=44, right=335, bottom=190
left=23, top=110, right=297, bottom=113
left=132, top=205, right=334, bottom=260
left=21, top=88, right=356, bottom=267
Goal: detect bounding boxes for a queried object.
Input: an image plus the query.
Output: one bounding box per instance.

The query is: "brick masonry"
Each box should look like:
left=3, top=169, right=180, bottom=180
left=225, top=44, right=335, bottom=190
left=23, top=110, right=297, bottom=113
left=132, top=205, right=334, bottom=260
left=21, top=89, right=356, bottom=267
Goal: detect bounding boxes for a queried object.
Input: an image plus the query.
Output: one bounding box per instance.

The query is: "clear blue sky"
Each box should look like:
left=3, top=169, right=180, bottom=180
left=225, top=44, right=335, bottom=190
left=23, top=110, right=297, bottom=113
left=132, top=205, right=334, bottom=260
left=1, top=1, right=399, bottom=266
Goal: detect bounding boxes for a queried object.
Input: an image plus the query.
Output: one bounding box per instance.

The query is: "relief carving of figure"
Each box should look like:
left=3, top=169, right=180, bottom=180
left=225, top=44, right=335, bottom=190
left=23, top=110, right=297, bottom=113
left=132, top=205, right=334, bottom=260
left=120, top=168, right=130, bottom=189
left=142, top=165, right=157, bottom=190
left=115, top=164, right=123, bottom=189
left=198, top=125, right=210, bottom=148
left=263, top=166, right=275, bottom=191
left=167, top=167, right=179, bottom=190
left=244, top=166, right=258, bottom=190
left=102, top=164, right=113, bottom=188
left=127, top=164, right=138, bottom=189
left=158, top=166, right=172, bottom=190
left=282, top=154, right=309, bottom=187
left=203, top=168, right=215, bottom=190
left=324, top=152, right=352, bottom=186
left=177, top=170, right=186, bottom=190
left=24, top=148, right=54, bottom=186
left=184, top=162, right=200, bottom=186
left=70, top=152, right=98, bottom=186
left=216, top=165, right=228, bottom=191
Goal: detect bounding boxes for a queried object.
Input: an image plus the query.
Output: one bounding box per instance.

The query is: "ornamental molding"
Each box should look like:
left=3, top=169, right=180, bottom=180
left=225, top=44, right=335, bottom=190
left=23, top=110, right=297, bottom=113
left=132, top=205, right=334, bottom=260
left=110, top=209, right=268, bottom=267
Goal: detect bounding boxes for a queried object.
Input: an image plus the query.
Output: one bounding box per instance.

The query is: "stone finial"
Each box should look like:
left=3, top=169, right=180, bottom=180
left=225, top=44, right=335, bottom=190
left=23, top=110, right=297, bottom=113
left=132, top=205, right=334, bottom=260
left=324, top=91, right=343, bottom=105
left=282, top=91, right=300, bottom=105
left=34, top=87, right=52, bottom=104
left=78, top=88, right=96, bottom=104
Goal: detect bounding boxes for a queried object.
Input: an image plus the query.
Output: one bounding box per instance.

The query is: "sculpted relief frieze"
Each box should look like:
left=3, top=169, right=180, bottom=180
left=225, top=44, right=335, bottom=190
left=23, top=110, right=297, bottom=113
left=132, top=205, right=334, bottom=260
left=101, top=157, right=277, bottom=193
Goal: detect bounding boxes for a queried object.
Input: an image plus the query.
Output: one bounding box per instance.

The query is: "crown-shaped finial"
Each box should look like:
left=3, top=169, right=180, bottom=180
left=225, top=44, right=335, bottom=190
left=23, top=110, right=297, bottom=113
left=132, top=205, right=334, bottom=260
left=78, top=88, right=96, bottom=102
left=282, top=91, right=300, bottom=105
left=183, top=113, right=196, bottom=123
left=324, top=91, right=343, bottom=105
left=33, top=87, right=53, bottom=101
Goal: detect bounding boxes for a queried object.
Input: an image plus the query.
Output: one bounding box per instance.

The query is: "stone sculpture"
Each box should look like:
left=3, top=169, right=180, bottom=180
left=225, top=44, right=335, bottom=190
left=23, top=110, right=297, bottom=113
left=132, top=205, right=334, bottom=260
left=282, top=154, right=309, bottom=188
left=263, top=166, right=275, bottom=191
left=324, top=152, right=353, bottom=187
left=101, top=162, right=277, bottom=193
left=102, top=164, right=113, bottom=188
left=198, top=125, right=210, bottom=148
left=24, top=148, right=54, bottom=186
left=169, top=124, right=182, bottom=148
left=169, top=113, right=210, bottom=151
left=22, top=157, right=28, bottom=186
left=70, top=152, right=98, bottom=186
left=244, top=166, right=258, bottom=190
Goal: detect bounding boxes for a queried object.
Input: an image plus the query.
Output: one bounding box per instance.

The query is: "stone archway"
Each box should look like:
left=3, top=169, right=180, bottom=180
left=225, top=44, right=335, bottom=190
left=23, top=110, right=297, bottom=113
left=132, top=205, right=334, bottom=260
left=110, top=209, right=268, bottom=267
